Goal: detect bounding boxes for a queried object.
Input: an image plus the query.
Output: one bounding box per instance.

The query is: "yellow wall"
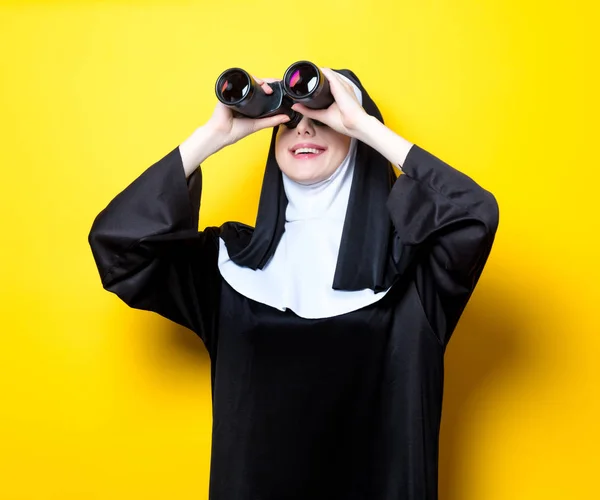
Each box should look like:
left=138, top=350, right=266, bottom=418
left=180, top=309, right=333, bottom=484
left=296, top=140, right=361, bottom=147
left=0, top=1, right=597, bottom=498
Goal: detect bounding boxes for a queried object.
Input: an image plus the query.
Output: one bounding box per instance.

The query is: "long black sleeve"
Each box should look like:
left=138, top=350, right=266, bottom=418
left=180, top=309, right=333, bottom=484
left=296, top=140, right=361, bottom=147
left=387, top=145, right=499, bottom=346
left=88, top=146, right=221, bottom=353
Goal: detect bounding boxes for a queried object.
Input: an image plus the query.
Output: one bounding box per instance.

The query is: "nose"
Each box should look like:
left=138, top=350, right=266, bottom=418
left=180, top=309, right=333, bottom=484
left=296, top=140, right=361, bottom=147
left=295, top=115, right=316, bottom=136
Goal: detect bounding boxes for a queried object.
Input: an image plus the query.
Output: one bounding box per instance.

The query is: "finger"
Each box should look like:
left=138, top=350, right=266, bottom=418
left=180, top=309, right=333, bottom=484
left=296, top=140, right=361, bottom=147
left=252, top=75, right=280, bottom=84
left=291, top=103, right=328, bottom=122
left=321, top=68, right=348, bottom=94
left=252, top=114, right=291, bottom=131
left=321, top=68, right=358, bottom=103
left=321, top=67, right=340, bottom=84
left=322, top=68, right=354, bottom=93
left=251, top=75, right=274, bottom=94
left=260, top=78, right=282, bottom=93
left=338, top=76, right=354, bottom=94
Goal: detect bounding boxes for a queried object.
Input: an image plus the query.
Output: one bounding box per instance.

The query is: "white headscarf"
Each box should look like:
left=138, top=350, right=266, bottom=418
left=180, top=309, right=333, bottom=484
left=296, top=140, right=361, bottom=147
left=217, top=74, right=391, bottom=319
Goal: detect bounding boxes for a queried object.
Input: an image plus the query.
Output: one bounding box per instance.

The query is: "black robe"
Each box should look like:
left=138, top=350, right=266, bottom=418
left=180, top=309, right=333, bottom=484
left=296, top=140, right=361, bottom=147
left=88, top=142, right=498, bottom=499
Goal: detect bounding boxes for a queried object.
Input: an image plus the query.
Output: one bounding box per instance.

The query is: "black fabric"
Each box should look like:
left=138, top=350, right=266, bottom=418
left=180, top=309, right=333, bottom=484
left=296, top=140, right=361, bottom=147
left=218, top=125, right=287, bottom=269
left=224, top=69, right=401, bottom=292
left=88, top=140, right=498, bottom=498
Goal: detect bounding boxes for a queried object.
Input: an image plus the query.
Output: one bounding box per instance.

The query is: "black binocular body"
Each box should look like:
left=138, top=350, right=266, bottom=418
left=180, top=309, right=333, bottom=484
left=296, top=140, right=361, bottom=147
left=215, top=61, right=334, bottom=128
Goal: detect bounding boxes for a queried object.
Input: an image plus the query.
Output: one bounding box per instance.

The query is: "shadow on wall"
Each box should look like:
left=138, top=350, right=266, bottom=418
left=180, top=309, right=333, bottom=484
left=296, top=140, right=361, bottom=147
left=438, top=278, right=533, bottom=500
left=162, top=322, right=211, bottom=369
left=136, top=317, right=211, bottom=383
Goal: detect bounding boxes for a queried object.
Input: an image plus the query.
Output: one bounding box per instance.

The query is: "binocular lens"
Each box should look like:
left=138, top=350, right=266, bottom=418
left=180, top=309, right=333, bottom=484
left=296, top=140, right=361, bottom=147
left=217, top=70, right=250, bottom=103
left=215, top=61, right=332, bottom=126
left=285, top=63, right=319, bottom=98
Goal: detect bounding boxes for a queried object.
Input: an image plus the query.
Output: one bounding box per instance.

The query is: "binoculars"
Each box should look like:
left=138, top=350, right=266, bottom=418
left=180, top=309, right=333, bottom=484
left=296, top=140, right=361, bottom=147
left=215, top=61, right=334, bottom=128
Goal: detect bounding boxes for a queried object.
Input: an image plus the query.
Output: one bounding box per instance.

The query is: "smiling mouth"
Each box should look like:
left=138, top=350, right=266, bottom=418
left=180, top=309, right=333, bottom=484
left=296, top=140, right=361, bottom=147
left=290, top=147, right=326, bottom=160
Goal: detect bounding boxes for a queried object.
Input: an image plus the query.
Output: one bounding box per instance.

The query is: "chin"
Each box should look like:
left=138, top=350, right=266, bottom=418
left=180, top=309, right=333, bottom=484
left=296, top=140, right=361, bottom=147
left=283, top=167, right=327, bottom=185
left=280, top=156, right=335, bottom=184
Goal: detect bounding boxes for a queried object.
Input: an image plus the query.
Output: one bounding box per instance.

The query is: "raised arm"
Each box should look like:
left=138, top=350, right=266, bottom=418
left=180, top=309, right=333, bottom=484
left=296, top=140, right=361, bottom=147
left=88, top=82, right=292, bottom=352
left=88, top=144, right=221, bottom=351
left=394, top=145, right=497, bottom=345
left=357, top=117, right=499, bottom=346
left=291, top=68, right=499, bottom=345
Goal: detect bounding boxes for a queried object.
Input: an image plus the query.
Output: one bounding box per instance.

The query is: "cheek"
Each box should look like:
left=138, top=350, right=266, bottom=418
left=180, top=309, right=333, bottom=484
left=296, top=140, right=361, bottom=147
left=275, top=142, right=289, bottom=167
left=275, top=131, right=290, bottom=161
left=329, top=141, right=350, bottom=166
left=275, top=130, right=312, bottom=172
left=275, top=135, right=284, bottom=163
left=322, top=130, right=350, bottom=156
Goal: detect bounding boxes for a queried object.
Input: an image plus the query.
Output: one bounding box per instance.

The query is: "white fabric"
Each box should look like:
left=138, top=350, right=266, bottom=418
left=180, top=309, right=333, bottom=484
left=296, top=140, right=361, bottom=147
left=217, top=74, right=391, bottom=319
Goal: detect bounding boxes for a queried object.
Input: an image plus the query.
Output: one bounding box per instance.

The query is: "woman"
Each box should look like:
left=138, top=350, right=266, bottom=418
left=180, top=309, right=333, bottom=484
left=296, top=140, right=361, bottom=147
left=89, top=67, right=499, bottom=500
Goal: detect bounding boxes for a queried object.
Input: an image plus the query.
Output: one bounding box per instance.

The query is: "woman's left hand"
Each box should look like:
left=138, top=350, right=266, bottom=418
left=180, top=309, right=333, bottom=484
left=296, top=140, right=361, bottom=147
left=290, top=67, right=371, bottom=138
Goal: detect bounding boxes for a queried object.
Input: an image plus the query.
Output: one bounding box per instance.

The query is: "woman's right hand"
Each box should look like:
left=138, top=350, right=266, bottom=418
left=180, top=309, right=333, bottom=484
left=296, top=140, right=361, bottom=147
left=205, top=77, right=291, bottom=148
left=180, top=77, right=290, bottom=177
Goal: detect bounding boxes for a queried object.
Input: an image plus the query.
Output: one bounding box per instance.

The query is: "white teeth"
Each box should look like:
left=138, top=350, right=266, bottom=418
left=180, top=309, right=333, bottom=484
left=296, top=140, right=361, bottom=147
left=294, top=148, right=323, bottom=155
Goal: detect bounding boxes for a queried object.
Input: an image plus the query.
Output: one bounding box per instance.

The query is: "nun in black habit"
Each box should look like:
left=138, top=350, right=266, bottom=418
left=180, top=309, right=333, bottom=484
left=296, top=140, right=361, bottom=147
left=88, top=67, right=499, bottom=500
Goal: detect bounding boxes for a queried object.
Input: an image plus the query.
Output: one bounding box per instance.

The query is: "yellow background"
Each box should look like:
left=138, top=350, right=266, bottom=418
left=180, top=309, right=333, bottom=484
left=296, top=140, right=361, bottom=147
left=0, top=1, right=597, bottom=498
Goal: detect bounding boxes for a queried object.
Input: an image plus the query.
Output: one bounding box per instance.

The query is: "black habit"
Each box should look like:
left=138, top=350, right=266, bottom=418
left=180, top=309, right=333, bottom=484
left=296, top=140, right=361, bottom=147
left=89, top=69, right=499, bottom=499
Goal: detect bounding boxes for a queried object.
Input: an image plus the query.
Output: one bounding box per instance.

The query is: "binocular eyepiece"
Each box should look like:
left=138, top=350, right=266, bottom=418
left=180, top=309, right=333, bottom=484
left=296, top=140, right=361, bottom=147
left=215, top=61, right=334, bottom=128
